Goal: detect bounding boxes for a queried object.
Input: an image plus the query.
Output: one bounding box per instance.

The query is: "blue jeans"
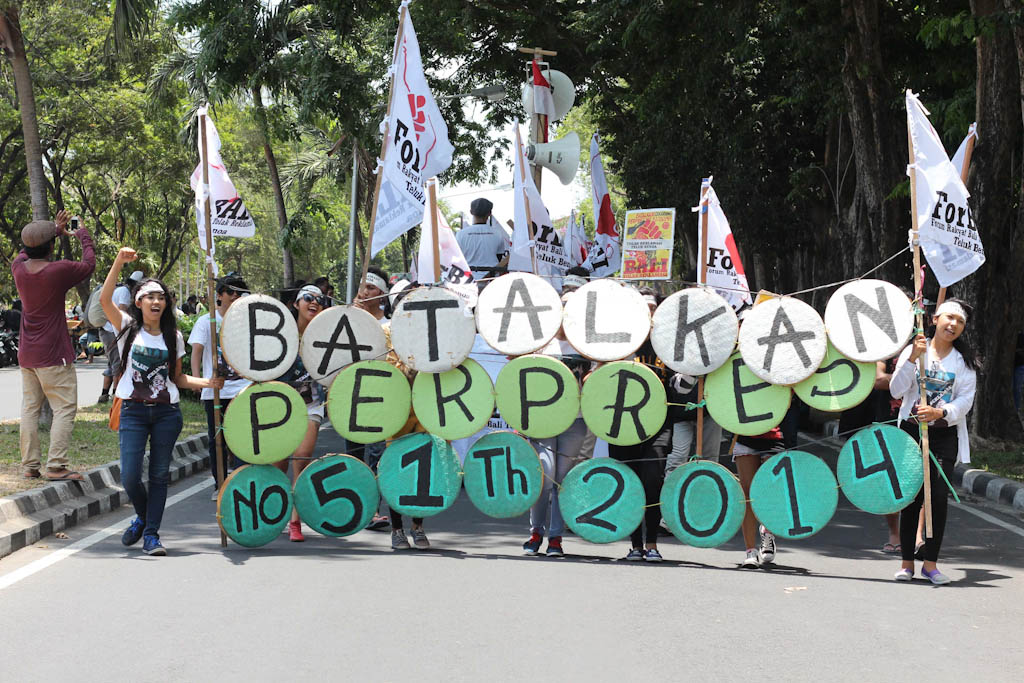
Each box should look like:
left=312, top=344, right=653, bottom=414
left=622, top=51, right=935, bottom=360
left=119, top=401, right=184, bottom=538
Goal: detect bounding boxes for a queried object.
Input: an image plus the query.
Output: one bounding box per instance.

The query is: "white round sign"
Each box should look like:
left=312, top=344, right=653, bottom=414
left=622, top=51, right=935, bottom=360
left=651, top=288, right=738, bottom=375
left=220, top=294, right=299, bottom=382
left=824, top=279, right=914, bottom=362
left=562, top=279, right=651, bottom=361
left=475, top=273, right=563, bottom=356
left=738, top=297, right=827, bottom=385
left=299, top=305, right=388, bottom=387
left=390, top=286, right=477, bottom=372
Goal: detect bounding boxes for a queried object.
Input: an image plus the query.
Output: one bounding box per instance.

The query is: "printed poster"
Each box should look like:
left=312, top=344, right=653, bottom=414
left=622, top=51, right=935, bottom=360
left=622, top=208, right=675, bottom=280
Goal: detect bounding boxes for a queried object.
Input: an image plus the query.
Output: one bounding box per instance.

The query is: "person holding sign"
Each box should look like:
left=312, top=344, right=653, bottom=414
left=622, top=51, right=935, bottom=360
left=733, top=428, right=784, bottom=567
left=889, top=299, right=977, bottom=585
left=100, top=248, right=224, bottom=556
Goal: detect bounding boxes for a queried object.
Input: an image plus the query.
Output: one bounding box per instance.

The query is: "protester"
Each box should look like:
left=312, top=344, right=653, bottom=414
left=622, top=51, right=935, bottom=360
left=2, top=298, right=22, bottom=332
left=664, top=371, right=699, bottom=477
left=733, top=428, right=784, bottom=567
left=890, top=299, right=977, bottom=585
left=12, top=212, right=95, bottom=481
left=313, top=276, right=335, bottom=305
left=455, top=198, right=510, bottom=281
left=561, top=266, right=589, bottom=295
left=98, top=268, right=144, bottom=403
left=100, top=247, right=222, bottom=555
left=182, top=295, right=199, bottom=315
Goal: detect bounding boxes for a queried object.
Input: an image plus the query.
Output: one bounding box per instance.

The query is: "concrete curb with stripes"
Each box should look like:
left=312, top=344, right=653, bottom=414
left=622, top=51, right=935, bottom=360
left=0, top=433, right=210, bottom=559
left=955, top=464, right=1024, bottom=511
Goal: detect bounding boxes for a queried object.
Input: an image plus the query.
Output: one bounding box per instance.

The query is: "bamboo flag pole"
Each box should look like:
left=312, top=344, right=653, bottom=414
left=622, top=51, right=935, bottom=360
left=427, top=178, right=441, bottom=282
left=936, top=128, right=977, bottom=307
left=695, top=180, right=710, bottom=458
left=199, top=110, right=228, bottom=548
left=514, top=124, right=539, bottom=274
left=516, top=46, right=557, bottom=192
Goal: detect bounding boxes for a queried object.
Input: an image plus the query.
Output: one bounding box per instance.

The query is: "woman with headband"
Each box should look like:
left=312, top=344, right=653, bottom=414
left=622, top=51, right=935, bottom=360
left=889, top=298, right=978, bottom=585
left=100, top=248, right=223, bottom=556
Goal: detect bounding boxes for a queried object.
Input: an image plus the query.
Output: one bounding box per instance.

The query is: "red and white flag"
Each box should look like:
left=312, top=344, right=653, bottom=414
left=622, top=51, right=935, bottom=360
left=696, top=178, right=751, bottom=310
left=413, top=188, right=477, bottom=307
left=564, top=210, right=589, bottom=267
left=583, top=133, right=621, bottom=277
left=531, top=58, right=555, bottom=142
left=191, top=106, right=255, bottom=250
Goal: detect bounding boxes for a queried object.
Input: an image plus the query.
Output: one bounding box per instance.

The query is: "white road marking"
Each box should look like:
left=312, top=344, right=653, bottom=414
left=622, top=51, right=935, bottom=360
left=0, top=479, right=213, bottom=591
left=953, top=501, right=1024, bottom=539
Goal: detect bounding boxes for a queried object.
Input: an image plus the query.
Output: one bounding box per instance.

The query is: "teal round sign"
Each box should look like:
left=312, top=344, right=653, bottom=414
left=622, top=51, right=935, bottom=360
left=559, top=459, right=644, bottom=544
left=837, top=425, right=924, bottom=514
left=292, top=455, right=380, bottom=537
left=377, top=433, right=463, bottom=518
left=659, top=461, right=745, bottom=548
left=217, top=465, right=293, bottom=548
left=750, top=451, right=838, bottom=539
left=462, top=431, right=542, bottom=518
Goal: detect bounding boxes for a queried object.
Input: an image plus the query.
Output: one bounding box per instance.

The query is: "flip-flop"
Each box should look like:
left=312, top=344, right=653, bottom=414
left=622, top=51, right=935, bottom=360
left=882, top=542, right=900, bottom=554
left=44, top=469, right=85, bottom=481
left=22, top=469, right=41, bottom=479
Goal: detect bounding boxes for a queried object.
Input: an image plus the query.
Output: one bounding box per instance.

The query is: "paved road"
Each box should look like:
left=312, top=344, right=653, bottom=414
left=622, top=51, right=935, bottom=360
left=0, top=361, right=108, bottom=421
left=0, top=427, right=1022, bottom=681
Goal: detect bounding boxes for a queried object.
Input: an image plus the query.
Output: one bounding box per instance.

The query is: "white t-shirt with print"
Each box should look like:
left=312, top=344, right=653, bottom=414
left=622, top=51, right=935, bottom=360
left=187, top=311, right=251, bottom=400
left=114, top=312, right=186, bottom=404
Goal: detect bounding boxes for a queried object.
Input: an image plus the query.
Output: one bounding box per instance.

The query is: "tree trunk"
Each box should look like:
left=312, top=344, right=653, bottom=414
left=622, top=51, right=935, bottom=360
left=251, top=86, right=293, bottom=287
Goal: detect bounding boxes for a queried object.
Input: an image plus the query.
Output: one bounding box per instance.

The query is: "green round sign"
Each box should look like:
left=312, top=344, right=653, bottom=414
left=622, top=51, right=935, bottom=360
left=559, top=458, right=645, bottom=544
left=580, top=362, right=667, bottom=446
left=412, top=359, right=495, bottom=440
left=292, top=455, right=380, bottom=537
left=705, top=352, right=791, bottom=437
left=659, top=461, right=745, bottom=548
left=377, top=433, right=463, bottom=518
left=494, top=355, right=580, bottom=438
left=217, top=465, right=293, bottom=548
left=327, top=360, right=411, bottom=444
left=837, top=425, right=924, bottom=515
left=223, top=382, right=309, bottom=465
left=462, top=431, right=542, bottom=518
left=794, top=342, right=874, bottom=413
left=750, top=451, right=837, bottom=539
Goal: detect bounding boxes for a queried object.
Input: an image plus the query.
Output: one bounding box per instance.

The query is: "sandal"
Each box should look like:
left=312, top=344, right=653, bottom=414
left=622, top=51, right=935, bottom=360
left=44, top=468, right=85, bottom=481
left=882, top=542, right=901, bottom=554
left=22, top=468, right=41, bottom=479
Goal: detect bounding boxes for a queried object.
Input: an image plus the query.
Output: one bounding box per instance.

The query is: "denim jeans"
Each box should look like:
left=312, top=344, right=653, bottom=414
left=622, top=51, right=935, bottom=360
left=529, top=417, right=589, bottom=538
left=119, top=401, right=184, bottom=538
left=204, top=398, right=243, bottom=487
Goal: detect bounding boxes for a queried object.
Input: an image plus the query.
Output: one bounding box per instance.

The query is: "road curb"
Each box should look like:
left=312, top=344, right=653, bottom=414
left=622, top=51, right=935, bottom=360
left=954, top=464, right=1024, bottom=512
left=0, top=433, right=210, bottom=559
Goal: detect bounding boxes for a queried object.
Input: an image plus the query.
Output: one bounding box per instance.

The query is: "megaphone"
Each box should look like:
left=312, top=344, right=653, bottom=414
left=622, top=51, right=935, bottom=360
left=521, top=69, right=576, bottom=122
left=527, top=132, right=580, bottom=185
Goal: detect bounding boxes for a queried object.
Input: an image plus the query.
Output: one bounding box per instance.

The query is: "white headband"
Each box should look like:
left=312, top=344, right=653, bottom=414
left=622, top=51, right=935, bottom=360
left=134, top=281, right=164, bottom=302
left=365, top=273, right=387, bottom=292
left=935, top=301, right=967, bottom=322
left=643, top=294, right=658, bottom=306
left=562, top=274, right=587, bottom=290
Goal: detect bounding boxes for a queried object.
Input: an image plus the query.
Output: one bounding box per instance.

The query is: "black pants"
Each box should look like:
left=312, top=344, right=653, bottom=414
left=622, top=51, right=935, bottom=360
left=899, top=422, right=957, bottom=563
left=389, top=509, right=423, bottom=531
left=609, top=423, right=671, bottom=548
left=204, top=398, right=243, bottom=488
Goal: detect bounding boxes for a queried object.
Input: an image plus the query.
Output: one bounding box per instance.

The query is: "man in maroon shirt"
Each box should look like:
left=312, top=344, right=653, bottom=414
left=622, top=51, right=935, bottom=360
left=12, top=211, right=95, bottom=480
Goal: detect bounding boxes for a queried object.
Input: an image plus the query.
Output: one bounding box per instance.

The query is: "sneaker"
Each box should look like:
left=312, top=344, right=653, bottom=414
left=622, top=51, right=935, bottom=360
left=742, top=549, right=761, bottom=568
left=97, top=393, right=110, bottom=404
left=142, top=535, right=166, bottom=556
left=392, top=529, right=411, bottom=550
left=894, top=568, right=914, bottom=582
left=211, top=488, right=219, bottom=501
left=411, top=526, right=430, bottom=549
left=759, top=524, right=776, bottom=564
left=545, top=537, right=564, bottom=557
left=523, top=532, right=542, bottom=555
left=644, top=548, right=663, bottom=563
left=121, top=517, right=145, bottom=547
left=625, top=548, right=645, bottom=561
left=921, top=567, right=951, bottom=585
left=288, top=520, right=305, bottom=542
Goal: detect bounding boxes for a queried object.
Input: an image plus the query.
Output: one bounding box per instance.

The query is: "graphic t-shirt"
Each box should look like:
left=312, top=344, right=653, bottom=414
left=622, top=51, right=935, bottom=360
left=114, top=312, right=186, bottom=404
left=278, top=354, right=325, bottom=407
left=187, top=312, right=250, bottom=401
left=909, top=357, right=956, bottom=425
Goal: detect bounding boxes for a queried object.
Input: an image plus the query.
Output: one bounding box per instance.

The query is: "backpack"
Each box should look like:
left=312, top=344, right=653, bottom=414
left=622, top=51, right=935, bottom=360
left=82, top=284, right=108, bottom=329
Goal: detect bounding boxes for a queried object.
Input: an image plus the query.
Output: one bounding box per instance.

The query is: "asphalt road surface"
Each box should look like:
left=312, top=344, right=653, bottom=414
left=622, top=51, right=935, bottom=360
left=0, top=362, right=108, bottom=421
left=1, top=427, right=1022, bottom=682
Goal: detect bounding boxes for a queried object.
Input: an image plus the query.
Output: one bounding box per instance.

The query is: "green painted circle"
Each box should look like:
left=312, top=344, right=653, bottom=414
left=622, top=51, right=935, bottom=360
left=412, top=359, right=495, bottom=440
left=217, top=465, right=293, bottom=547
left=659, top=461, right=745, bottom=548
left=750, top=451, right=838, bottom=539
left=837, top=425, right=924, bottom=515
left=377, top=433, right=463, bottom=518
left=794, top=342, right=874, bottom=413
left=494, top=355, right=580, bottom=438
left=327, top=360, right=411, bottom=444
left=559, top=458, right=645, bottom=544
left=223, top=382, right=309, bottom=465
left=580, top=362, right=667, bottom=446
left=705, top=352, right=791, bottom=437
left=462, top=431, right=543, bottom=518
left=292, top=455, right=380, bottom=537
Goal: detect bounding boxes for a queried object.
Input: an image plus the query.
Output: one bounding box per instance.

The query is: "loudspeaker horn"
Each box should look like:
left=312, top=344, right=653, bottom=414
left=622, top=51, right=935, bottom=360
left=527, top=132, right=580, bottom=185
left=520, top=69, right=576, bottom=122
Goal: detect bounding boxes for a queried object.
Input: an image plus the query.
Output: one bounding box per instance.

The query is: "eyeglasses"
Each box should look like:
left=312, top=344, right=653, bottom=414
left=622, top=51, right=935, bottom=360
left=299, top=293, right=326, bottom=306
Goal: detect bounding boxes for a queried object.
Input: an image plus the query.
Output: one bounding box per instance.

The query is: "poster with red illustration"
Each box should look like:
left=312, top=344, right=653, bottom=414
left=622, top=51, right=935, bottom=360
left=622, top=208, right=675, bottom=280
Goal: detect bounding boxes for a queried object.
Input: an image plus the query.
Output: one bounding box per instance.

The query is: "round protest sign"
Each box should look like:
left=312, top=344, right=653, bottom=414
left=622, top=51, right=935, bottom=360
left=217, top=465, right=293, bottom=547
left=475, top=272, right=563, bottom=355
left=292, top=455, right=379, bottom=537
left=221, top=294, right=299, bottom=382
left=390, top=286, right=476, bottom=372
left=704, top=352, right=791, bottom=436
left=299, top=305, right=388, bottom=387
left=659, top=461, right=745, bottom=548
left=562, top=279, right=651, bottom=361
left=580, top=361, right=667, bottom=446
left=494, top=355, right=579, bottom=438
left=223, top=381, right=308, bottom=465
left=462, top=431, right=542, bottom=518
left=411, top=358, right=494, bottom=440
left=650, top=288, right=738, bottom=375
left=378, top=433, right=463, bottom=518
left=738, top=297, right=827, bottom=385
left=559, top=458, right=645, bottom=544
left=793, top=342, right=875, bottom=413
left=824, top=279, right=915, bottom=363
left=750, top=451, right=837, bottom=540
left=837, top=425, right=923, bottom=515
left=327, top=360, right=411, bottom=444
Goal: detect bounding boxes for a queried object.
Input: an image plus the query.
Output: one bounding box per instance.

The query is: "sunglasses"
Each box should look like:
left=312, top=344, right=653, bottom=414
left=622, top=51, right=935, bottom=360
left=299, top=293, right=327, bottom=306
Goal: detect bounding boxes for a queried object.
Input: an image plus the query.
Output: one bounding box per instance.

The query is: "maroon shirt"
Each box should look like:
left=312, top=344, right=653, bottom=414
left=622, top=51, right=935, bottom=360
left=11, top=228, right=95, bottom=368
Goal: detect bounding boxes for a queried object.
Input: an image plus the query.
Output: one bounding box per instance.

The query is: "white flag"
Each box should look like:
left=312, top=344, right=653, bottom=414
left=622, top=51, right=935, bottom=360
left=906, top=91, right=984, bottom=288
left=950, top=122, right=977, bottom=179
left=413, top=194, right=477, bottom=308
left=696, top=178, right=751, bottom=310
left=564, top=210, right=589, bottom=267
left=583, top=133, right=621, bottom=277
left=191, top=107, right=256, bottom=249
left=370, top=5, right=454, bottom=256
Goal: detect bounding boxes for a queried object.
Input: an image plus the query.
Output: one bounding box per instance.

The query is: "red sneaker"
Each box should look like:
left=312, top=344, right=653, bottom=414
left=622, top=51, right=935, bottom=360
left=545, top=536, right=564, bottom=558
left=523, top=532, right=542, bottom=555
left=288, top=520, right=305, bottom=542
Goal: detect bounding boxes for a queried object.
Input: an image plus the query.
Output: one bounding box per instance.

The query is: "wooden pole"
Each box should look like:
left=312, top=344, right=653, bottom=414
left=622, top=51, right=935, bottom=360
left=696, top=180, right=711, bottom=458
left=428, top=178, right=441, bottom=283
left=936, top=129, right=976, bottom=307
left=516, top=47, right=557, bottom=193
left=200, top=111, right=228, bottom=548
left=515, top=125, right=539, bottom=274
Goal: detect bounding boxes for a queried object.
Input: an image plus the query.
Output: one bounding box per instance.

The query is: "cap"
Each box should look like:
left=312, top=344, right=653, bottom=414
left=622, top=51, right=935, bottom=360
left=470, top=198, right=493, bottom=218
left=21, top=220, right=57, bottom=248
left=128, top=271, right=144, bottom=283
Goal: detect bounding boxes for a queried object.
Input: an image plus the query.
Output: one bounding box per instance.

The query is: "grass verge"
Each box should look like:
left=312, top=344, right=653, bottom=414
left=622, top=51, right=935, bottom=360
left=970, top=447, right=1024, bottom=484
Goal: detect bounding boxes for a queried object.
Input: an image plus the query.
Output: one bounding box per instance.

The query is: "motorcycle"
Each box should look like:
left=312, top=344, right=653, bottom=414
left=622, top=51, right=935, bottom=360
left=0, top=329, right=17, bottom=368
